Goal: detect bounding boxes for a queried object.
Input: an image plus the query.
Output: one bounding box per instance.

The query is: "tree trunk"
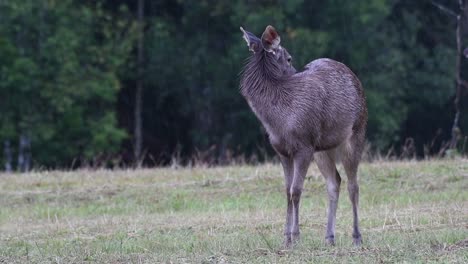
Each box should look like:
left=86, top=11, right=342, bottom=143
left=4, top=140, right=12, bottom=172
left=17, top=134, right=31, bottom=172
left=134, top=0, right=144, bottom=166
left=450, top=0, right=467, bottom=149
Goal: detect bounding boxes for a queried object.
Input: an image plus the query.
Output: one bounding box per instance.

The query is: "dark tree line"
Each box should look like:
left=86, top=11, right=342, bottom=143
left=0, top=0, right=467, bottom=170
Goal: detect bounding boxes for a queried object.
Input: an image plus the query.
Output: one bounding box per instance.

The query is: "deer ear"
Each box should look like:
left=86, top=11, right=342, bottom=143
left=240, top=27, right=261, bottom=53
left=261, top=25, right=280, bottom=52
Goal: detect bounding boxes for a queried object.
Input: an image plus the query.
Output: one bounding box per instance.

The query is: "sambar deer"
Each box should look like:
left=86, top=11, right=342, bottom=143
left=239, top=25, right=367, bottom=247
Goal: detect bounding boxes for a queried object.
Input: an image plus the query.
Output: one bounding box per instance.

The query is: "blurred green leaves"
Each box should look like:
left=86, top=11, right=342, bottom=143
left=0, top=0, right=465, bottom=167
left=0, top=0, right=136, bottom=167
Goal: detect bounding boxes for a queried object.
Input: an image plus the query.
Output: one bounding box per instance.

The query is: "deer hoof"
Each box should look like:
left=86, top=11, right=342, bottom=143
left=283, top=236, right=293, bottom=249
left=291, top=232, right=300, bottom=245
left=352, top=236, right=362, bottom=247
left=325, top=236, right=335, bottom=246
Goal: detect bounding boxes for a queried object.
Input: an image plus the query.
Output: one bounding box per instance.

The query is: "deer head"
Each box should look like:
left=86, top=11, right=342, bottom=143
left=240, top=25, right=296, bottom=76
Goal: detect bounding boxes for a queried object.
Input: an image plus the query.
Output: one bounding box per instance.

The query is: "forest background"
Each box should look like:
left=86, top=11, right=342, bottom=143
left=1, top=0, right=467, bottom=169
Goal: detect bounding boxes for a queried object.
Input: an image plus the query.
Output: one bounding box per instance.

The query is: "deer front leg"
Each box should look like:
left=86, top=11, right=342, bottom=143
left=279, top=155, right=294, bottom=248
left=290, top=148, right=313, bottom=244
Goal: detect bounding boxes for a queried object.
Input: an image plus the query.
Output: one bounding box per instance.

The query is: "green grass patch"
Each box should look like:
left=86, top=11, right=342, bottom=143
left=0, top=160, right=467, bottom=263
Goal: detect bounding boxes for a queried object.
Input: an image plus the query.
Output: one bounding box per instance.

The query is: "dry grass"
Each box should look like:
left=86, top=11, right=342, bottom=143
left=0, top=159, right=467, bottom=263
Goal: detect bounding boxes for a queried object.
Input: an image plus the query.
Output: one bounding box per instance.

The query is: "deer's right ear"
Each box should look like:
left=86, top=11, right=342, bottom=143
left=240, top=27, right=261, bottom=53
left=261, top=25, right=280, bottom=53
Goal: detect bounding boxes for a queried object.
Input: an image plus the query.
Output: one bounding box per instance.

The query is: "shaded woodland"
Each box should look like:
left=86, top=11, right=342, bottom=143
left=1, top=0, right=467, bottom=169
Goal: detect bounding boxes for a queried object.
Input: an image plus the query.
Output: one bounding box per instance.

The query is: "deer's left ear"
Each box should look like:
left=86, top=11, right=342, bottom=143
left=261, top=25, right=281, bottom=52
left=240, top=27, right=261, bottom=53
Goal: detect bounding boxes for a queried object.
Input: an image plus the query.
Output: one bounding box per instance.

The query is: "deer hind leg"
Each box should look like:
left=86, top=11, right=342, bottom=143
left=315, top=151, right=341, bottom=245
left=342, top=135, right=364, bottom=246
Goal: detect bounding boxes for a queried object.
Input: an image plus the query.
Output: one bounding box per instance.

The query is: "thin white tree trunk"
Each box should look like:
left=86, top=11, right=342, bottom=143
left=17, top=134, right=31, bottom=172
left=134, top=0, right=144, bottom=166
left=4, top=140, right=12, bottom=172
left=450, top=0, right=467, bottom=149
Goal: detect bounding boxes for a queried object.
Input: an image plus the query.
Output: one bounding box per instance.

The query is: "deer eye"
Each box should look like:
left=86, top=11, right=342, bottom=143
left=287, top=57, right=292, bottom=63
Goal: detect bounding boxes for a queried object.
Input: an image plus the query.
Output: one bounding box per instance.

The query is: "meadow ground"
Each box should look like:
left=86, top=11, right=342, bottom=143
left=0, top=159, right=467, bottom=263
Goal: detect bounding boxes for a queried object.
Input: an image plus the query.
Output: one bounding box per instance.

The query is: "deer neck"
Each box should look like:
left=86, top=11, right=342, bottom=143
left=240, top=53, right=293, bottom=131
left=240, top=53, right=289, bottom=103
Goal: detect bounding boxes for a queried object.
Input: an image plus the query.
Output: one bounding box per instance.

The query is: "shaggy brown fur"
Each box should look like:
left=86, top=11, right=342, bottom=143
left=240, top=25, right=367, bottom=247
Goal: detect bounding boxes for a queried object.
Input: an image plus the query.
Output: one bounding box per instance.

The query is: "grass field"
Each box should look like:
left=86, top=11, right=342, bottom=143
left=0, top=159, right=467, bottom=263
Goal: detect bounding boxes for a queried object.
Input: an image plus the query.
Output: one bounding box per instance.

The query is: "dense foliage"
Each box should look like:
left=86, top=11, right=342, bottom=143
left=0, top=0, right=467, bottom=168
